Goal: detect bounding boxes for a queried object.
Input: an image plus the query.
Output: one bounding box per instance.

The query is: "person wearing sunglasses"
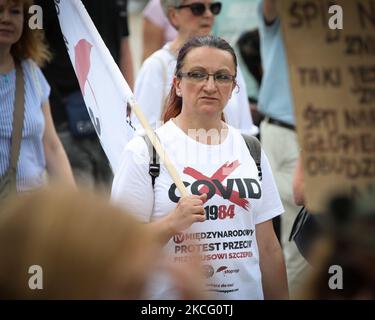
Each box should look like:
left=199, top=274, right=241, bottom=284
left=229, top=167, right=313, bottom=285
left=174, top=1, right=222, bottom=16
left=112, top=35, right=288, bottom=300
left=132, top=0, right=258, bottom=137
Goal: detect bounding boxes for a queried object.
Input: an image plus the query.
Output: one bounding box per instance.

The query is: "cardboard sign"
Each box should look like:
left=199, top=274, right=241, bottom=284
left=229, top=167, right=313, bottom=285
left=280, top=0, right=375, bottom=212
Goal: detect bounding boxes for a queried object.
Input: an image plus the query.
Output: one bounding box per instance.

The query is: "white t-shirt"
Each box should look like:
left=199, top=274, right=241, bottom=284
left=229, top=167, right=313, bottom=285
left=112, top=121, right=283, bottom=299
left=133, top=43, right=259, bottom=135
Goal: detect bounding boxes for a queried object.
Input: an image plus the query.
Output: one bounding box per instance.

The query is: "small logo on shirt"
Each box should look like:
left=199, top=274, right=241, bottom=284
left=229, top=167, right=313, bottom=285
left=173, top=233, right=185, bottom=244
left=216, top=266, right=240, bottom=276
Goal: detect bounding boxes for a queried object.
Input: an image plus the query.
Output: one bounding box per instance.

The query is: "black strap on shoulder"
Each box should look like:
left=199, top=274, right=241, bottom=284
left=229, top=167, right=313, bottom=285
left=241, top=134, right=262, bottom=181
left=144, top=133, right=262, bottom=189
left=143, top=134, right=160, bottom=188
left=289, top=206, right=309, bottom=242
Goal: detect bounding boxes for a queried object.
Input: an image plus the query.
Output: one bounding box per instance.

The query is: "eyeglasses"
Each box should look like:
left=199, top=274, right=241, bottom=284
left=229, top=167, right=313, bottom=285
left=175, top=2, right=222, bottom=16
left=178, top=71, right=236, bottom=84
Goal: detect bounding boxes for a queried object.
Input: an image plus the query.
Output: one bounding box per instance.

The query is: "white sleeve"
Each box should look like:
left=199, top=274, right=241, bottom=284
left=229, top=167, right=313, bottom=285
left=111, top=137, right=154, bottom=223
left=254, top=149, right=284, bottom=224
left=225, top=66, right=259, bottom=136
left=132, top=55, right=165, bottom=130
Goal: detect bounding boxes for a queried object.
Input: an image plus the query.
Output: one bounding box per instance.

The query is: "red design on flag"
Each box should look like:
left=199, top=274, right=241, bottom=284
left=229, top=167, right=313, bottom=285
left=183, top=161, right=249, bottom=209
left=75, top=39, right=92, bottom=95
left=74, top=39, right=99, bottom=110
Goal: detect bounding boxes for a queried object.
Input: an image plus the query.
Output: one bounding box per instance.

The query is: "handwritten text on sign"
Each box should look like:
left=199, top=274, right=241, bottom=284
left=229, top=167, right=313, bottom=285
left=280, top=0, right=375, bottom=212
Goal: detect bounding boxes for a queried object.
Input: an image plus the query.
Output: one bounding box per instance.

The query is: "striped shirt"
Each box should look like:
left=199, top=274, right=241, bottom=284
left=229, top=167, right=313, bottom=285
left=0, top=59, right=50, bottom=191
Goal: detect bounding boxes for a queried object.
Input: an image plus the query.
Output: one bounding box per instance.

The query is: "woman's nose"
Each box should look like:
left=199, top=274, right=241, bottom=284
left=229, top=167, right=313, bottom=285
left=203, top=75, right=217, bottom=91
left=0, top=10, right=11, bottom=23
left=203, top=7, right=214, bottom=19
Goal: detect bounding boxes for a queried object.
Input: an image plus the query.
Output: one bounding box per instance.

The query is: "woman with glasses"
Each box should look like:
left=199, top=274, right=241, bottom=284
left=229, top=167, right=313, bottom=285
left=112, top=36, right=288, bottom=299
left=132, top=0, right=258, bottom=136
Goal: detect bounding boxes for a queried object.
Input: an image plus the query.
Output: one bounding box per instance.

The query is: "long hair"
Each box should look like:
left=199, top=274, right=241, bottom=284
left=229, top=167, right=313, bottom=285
left=163, top=35, right=238, bottom=123
left=9, top=0, right=51, bottom=66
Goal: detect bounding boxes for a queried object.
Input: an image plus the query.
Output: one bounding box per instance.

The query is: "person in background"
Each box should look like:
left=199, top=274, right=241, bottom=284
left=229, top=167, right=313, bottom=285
left=211, top=0, right=261, bottom=112
left=289, top=156, right=319, bottom=263
left=293, top=156, right=304, bottom=206
left=290, top=156, right=325, bottom=265
left=237, top=28, right=264, bottom=127
left=36, top=0, right=134, bottom=191
left=0, top=0, right=75, bottom=198
left=133, top=0, right=258, bottom=136
left=257, top=0, right=310, bottom=296
left=142, top=0, right=177, bottom=61
left=299, top=192, right=375, bottom=299
left=0, top=186, right=158, bottom=299
left=113, top=36, right=288, bottom=300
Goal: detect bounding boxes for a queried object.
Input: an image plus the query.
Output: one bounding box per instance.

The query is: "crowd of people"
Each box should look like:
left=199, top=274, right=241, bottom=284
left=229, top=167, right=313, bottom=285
left=0, top=0, right=373, bottom=300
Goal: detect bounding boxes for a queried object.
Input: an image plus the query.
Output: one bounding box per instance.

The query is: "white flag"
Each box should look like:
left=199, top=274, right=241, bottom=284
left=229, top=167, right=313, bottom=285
left=55, top=0, right=135, bottom=173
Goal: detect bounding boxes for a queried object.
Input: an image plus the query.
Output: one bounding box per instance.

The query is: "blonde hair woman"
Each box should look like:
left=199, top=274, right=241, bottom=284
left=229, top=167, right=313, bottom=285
left=0, top=0, right=74, bottom=197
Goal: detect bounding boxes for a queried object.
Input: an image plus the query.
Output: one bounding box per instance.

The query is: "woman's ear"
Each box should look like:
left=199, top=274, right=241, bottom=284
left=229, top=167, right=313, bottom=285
left=173, top=76, right=182, bottom=96
left=229, top=81, right=238, bottom=99
left=233, top=80, right=238, bottom=91
left=168, top=8, right=179, bottom=30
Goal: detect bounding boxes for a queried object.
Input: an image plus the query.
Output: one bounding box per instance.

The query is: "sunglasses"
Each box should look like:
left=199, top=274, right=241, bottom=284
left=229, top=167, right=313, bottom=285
left=175, top=2, right=222, bottom=16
